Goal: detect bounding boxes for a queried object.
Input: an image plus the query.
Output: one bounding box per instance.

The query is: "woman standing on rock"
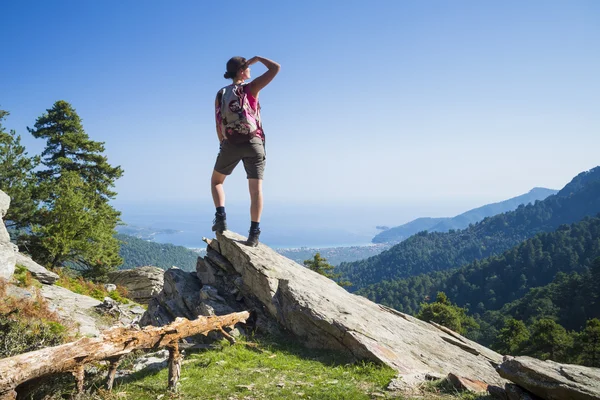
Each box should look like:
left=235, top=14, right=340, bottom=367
left=210, top=56, right=280, bottom=247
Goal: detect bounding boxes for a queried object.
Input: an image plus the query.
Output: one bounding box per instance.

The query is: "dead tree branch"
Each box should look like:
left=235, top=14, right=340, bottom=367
left=0, top=311, right=250, bottom=398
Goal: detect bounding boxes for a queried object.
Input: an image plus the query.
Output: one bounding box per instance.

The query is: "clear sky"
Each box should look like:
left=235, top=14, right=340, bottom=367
left=2, top=1, right=599, bottom=219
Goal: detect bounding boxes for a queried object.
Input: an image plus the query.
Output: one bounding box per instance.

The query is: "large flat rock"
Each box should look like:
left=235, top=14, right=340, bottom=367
left=15, top=253, right=59, bottom=284
left=0, top=242, right=17, bottom=281
left=498, top=356, right=600, bottom=400
left=40, top=284, right=103, bottom=337
left=108, top=266, right=164, bottom=304
left=216, top=231, right=505, bottom=387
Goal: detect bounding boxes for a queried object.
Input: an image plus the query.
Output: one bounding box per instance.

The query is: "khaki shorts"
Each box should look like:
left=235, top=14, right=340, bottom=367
left=213, top=137, right=266, bottom=179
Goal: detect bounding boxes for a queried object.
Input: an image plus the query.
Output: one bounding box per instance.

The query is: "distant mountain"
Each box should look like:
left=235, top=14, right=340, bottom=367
left=372, top=217, right=447, bottom=244
left=372, top=187, right=557, bottom=243
left=337, top=167, right=600, bottom=292
left=117, top=233, right=202, bottom=271
left=357, top=215, right=600, bottom=319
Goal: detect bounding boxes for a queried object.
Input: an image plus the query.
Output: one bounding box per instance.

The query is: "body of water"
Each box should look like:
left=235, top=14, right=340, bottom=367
left=114, top=199, right=473, bottom=249
left=116, top=201, right=388, bottom=249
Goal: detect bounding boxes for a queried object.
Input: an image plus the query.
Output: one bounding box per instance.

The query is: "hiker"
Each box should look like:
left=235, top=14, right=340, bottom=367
left=211, top=56, right=280, bottom=247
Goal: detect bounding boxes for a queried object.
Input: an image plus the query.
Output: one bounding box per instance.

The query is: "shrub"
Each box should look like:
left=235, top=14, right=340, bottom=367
left=13, top=264, right=36, bottom=288
left=53, top=267, right=130, bottom=304
left=0, top=279, right=72, bottom=358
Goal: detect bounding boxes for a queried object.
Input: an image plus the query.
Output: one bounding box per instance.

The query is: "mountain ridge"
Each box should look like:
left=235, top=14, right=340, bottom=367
left=373, top=187, right=557, bottom=243
left=338, top=166, right=600, bottom=292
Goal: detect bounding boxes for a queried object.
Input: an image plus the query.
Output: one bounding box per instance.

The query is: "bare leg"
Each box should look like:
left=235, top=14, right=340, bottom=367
left=248, top=178, right=263, bottom=222
left=211, top=170, right=227, bottom=208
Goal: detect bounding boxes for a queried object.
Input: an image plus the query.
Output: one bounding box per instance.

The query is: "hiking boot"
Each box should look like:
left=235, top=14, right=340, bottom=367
left=246, top=228, right=261, bottom=247
left=212, top=213, right=227, bottom=233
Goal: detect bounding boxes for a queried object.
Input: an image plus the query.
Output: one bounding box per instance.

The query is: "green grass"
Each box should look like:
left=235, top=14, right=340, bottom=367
left=420, top=379, right=494, bottom=400
left=13, top=264, right=41, bottom=288
left=19, top=333, right=493, bottom=400
left=53, top=267, right=130, bottom=304
left=110, top=335, right=400, bottom=400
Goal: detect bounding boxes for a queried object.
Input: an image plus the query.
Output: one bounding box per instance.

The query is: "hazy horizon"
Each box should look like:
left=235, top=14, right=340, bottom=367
left=113, top=183, right=563, bottom=249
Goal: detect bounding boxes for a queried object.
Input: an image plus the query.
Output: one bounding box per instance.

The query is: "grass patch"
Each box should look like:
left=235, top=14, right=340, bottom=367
left=420, top=379, right=494, bottom=400
left=13, top=264, right=41, bottom=288
left=110, top=334, right=399, bottom=399
left=53, top=267, right=130, bottom=304
left=0, top=278, right=72, bottom=358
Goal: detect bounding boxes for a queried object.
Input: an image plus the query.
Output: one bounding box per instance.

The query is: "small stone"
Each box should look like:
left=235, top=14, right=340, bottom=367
left=447, top=373, right=488, bottom=394
left=425, top=372, right=444, bottom=381
left=104, top=284, right=117, bottom=292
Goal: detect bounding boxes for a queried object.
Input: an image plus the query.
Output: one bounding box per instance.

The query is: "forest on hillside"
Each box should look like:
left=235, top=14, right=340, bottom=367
left=338, top=167, right=600, bottom=291
left=358, top=215, right=600, bottom=316
left=357, top=216, right=600, bottom=366
left=117, top=233, right=200, bottom=271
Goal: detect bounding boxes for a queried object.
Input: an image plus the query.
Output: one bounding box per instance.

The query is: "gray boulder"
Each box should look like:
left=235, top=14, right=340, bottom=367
left=211, top=230, right=506, bottom=388
left=0, top=242, right=17, bottom=281
left=40, top=284, right=103, bottom=337
left=108, top=266, right=164, bottom=304
left=0, top=190, right=17, bottom=281
left=497, top=356, right=600, bottom=400
left=140, top=266, right=241, bottom=328
left=15, top=253, right=59, bottom=284
left=0, top=195, right=9, bottom=244
left=2, top=282, right=145, bottom=338
left=0, top=190, right=9, bottom=219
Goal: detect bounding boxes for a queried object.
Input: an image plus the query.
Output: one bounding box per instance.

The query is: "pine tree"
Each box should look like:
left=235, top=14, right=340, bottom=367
left=524, top=318, right=573, bottom=362
left=0, top=109, right=40, bottom=232
left=578, top=318, right=600, bottom=367
left=493, top=318, right=530, bottom=355
left=28, top=101, right=123, bottom=201
left=304, top=253, right=352, bottom=288
left=32, top=172, right=122, bottom=278
left=26, top=101, right=123, bottom=279
left=416, top=292, right=479, bottom=335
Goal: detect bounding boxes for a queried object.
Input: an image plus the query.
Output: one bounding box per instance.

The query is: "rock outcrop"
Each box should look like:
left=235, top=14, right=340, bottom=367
left=497, top=356, right=600, bottom=400
left=143, top=230, right=506, bottom=389
left=0, top=190, right=58, bottom=284
left=0, top=190, right=18, bottom=281
left=108, top=266, right=164, bottom=304
left=140, top=267, right=241, bottom=329
left=1, top=190, right=148, bottom=338
left=14, top=253, right=59, bottom=284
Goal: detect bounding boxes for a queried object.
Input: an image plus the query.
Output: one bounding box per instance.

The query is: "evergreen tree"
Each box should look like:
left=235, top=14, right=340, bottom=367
left=0, top=109, right=40, bottom=232
left=416, top=292, right=479, bottom=335
left=493, top=318, right=530, bottom=355
left=31, top=172, right=121, bottom=278
left=524, top=318, right=573, bottom=362
left=304, top=253, right=351, bottom=288
left=28, top=100, right=123, bottom=200
left=26, top=101, right=123, bottom=279
left=578, top=318, right=600, bottom=367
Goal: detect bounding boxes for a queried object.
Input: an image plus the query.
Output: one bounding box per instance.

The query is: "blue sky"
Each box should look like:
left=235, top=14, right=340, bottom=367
left=2, top=1, right=599, bottom=224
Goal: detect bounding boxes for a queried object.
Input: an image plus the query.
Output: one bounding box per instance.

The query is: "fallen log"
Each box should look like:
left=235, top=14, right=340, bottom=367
left=0, top=311, right=250, bottom=399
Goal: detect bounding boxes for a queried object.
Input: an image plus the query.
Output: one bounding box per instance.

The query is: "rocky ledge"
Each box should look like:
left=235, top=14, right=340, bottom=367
left=143, top=230, right=506, bottom=389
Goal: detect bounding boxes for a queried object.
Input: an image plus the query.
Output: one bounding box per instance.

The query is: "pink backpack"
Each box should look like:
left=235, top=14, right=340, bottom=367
left=218, top=84, right=261, bottom=144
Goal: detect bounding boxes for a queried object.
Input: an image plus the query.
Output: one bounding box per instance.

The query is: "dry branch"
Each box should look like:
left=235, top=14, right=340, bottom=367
left=0, top=311, right=250, bottom=398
